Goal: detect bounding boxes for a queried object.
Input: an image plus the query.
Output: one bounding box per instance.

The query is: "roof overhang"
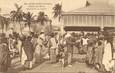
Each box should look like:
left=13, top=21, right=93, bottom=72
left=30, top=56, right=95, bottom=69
left=62, top=3, right=115, bottom=16
left=62, top=12, right=115, bottom=16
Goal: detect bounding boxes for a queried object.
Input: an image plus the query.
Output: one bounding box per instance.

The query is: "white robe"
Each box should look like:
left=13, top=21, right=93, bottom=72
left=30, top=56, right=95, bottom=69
left=16, top=40, right=22, bottom=56
left=102, top=41, right=112, bottom=71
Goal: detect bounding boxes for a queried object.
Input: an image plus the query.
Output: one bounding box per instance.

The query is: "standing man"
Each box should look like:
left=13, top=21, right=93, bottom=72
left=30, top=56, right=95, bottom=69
left=81, top=35, right=89, bottom=54
left=102, top=36, right=112, bottom=72
left=65, top=32, right=75, bottom=67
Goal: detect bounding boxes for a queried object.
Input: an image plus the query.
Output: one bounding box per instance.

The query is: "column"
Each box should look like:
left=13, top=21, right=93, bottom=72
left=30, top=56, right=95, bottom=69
left=101, top=16, right=104, bottom=31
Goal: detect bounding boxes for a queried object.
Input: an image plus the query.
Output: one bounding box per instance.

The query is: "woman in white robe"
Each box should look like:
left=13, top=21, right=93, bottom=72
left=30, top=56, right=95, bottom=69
left=20, top=36, right=27, bottom=66
left=21, top=47, right=27, bottom=65
left=16, top=38, right=22, bottom=61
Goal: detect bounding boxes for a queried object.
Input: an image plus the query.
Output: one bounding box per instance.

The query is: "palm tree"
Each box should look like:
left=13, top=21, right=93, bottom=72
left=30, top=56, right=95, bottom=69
left=10, top=3, right=23, bottom=32
left=10, top=3, right=23, bottom=21
left=37, top=12, right=48, bottom=25
left=86, top=1, right=90, bottom=7
left=53, top=3, right=62, bottom=22
left=23, top=12, right=35, bottom=31
left=44, top=20, right=53, bottom=36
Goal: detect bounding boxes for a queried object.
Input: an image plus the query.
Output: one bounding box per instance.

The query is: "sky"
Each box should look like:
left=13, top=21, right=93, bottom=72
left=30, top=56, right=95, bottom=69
left=0, top=0, right=86, bottom=18
left=0, top=0, right=115, bottom=18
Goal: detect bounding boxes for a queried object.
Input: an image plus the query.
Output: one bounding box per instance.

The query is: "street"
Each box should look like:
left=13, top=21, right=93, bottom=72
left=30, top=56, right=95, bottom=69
left=8, top=54, right=100, bottom=73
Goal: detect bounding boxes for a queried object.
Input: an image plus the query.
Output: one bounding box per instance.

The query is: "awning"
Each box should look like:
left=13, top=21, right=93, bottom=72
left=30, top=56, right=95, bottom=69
left=104, top=27, right=115, bottom=31
left=64, top=26, right=100, bottom=31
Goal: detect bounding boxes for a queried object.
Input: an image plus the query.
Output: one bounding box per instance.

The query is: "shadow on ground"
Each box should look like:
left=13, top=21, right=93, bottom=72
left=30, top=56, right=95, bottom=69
left=8, top=58, right=46, bottom=73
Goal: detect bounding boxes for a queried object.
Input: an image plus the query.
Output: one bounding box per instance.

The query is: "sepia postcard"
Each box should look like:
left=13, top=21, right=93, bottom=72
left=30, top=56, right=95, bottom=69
left=0, top=0, right=115, bottom=73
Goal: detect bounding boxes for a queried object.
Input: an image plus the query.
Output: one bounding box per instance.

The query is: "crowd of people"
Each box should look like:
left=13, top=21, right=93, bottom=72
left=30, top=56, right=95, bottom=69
left=0, top=28, right=115, bottom=73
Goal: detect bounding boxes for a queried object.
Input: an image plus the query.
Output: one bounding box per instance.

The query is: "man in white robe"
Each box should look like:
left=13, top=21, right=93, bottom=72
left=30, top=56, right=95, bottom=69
left=102, top=40, right=112, bottom=71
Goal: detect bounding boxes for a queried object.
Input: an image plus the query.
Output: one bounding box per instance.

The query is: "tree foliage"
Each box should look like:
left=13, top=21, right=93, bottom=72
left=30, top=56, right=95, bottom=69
left=53, top=3, right=62, bottom=22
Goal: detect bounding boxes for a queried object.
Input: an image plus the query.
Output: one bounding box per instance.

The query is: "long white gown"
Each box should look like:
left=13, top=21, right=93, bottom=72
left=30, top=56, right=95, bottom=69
left=102, top=40, right=112, bottom=71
